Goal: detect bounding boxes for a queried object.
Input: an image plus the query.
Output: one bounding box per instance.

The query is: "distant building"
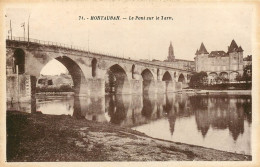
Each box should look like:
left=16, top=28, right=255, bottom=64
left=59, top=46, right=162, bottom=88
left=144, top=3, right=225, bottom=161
left=165, top=42, right=195, bottom=71
left=141, top=42, right=195, bottom=73
left=194, top=40, right=244, bottom=83
left=37, top=74, right=73, bottom=88
left=37, top=77, right=53, bottom=87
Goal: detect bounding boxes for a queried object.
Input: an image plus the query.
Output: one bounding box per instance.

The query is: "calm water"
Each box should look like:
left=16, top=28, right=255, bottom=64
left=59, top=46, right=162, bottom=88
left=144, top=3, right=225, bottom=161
left=7, top=93, right=252, bottom=155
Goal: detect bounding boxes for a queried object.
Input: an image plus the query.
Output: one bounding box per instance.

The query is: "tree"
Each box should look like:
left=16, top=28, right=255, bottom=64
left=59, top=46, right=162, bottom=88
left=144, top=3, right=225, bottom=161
left=189, top=71, right=208, bottom=88
left=215, top=75, right=229, bottom=84
left=235, top=74, right=243, bottom=82
left=222, top=77, right=229, bottom=83
left=234, top=64, right=252, bottom=83
left=243, top=64, right=252, bottom=83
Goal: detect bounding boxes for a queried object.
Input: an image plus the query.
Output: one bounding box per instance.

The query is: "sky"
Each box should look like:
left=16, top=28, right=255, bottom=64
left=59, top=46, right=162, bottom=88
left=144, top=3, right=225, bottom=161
left=5, top=2, right=254, bottom=75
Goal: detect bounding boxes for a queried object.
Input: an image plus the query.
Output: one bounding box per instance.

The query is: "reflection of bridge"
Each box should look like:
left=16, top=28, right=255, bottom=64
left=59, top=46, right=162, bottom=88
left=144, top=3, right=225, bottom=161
left=6, top=37, right=192, bottom=102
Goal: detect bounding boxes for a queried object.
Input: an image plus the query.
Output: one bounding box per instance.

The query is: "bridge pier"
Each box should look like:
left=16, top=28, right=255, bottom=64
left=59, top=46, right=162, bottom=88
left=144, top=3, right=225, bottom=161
left=130, top=79, right=143, bottom=95
left=85, top=78, right=105, bottom=97
left=157, top=81, right=166, bottom=94
left=6, top=74, right=36, bottom=103
left=175, top=82, right=182, bottom=91
left=165, top=81, right=175, bottom=92
left=115, top=78, right=132, bottom=94
left=143, top=80, right=158, bottom=94
left=76, top=83, right=88, bottom=97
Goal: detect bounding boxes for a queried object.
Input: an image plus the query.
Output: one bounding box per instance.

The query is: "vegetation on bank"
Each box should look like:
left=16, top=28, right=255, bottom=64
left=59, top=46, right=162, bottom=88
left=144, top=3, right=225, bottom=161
left=36, top=85, right=73, bottom=93
left=201, top=83, right=251, bottom=90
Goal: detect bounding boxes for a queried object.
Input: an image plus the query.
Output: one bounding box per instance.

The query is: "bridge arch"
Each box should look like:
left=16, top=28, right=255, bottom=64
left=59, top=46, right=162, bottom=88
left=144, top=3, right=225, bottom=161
left=162, top=71, right=172, bottom=81
left=91, top=58, right=97, bottom=77
left=141, top=68, right=154, bottom=80
left=54, top=56, right=87, bottom=95
left=178, top=73, right=185, bottom=83
left=163, top=71, right=174, bottom=92
left=106, top=64, right=130, bottom=94
left=141, top=68, right=155, bottom=94
left=13, top=48, right=25, bottom=74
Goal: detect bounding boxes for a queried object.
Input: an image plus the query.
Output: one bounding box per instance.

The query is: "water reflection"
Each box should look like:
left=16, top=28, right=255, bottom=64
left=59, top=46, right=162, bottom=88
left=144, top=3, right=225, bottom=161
left=190, top=95, right=251, bottom=140
left=106, top=95, right=130, bottom=125
left=8, top=93, right=251, bottom=155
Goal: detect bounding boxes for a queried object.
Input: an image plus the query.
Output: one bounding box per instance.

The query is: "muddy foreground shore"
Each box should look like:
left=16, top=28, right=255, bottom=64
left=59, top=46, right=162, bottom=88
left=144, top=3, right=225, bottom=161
left=6, top=111, right=251, bottom=161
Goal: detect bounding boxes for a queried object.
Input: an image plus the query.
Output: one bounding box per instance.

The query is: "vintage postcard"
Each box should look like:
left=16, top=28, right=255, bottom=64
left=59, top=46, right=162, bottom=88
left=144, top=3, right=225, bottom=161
left=0, top=0, right=259, bottom=166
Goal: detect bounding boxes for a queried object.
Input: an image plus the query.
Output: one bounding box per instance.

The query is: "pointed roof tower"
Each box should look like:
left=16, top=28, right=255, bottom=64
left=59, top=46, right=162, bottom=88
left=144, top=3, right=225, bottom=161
left=198, top=43, right=209, bottom=54
left=169, top=41, right=173, bottom=51
left=238, top=46, right=244, bottom=52
left=167, top=41, right=175, bottom=61
left=228, top=39, right=239, bottom=53
left=195, top=49, right=199, bottom=55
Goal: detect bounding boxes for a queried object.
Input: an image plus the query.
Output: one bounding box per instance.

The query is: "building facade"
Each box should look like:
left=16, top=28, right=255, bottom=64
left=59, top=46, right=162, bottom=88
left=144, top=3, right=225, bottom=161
left=194, top=40, right=244, bottom=83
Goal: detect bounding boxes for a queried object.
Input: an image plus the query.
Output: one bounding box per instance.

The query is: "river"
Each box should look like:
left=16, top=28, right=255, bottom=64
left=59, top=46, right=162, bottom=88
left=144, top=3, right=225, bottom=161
left=7, top=93, right=252, bottom=155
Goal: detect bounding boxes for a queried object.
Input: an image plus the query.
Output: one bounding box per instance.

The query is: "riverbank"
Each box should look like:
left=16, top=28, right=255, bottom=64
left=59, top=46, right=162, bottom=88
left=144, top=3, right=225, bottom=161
left=6, top=111, right=251, bottom=161
left=181, top=89, right=251, bottom=95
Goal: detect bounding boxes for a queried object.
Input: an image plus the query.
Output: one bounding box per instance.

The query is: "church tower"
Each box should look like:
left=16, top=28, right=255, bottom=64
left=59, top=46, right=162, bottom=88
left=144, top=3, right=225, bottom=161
left=167, top=42, right=175, bottom=62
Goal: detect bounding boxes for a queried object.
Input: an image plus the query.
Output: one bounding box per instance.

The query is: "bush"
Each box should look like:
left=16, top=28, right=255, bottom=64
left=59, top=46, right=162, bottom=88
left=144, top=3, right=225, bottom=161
left=203, top=83, right=251, bottom=90
left=189, top=71, right=208, bottom=88
left=36, top=85, right=73, bottom=93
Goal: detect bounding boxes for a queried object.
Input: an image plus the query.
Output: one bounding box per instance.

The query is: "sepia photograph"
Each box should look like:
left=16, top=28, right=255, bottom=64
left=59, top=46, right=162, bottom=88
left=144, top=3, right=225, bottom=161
left=1, top=0, right=260, bottom=166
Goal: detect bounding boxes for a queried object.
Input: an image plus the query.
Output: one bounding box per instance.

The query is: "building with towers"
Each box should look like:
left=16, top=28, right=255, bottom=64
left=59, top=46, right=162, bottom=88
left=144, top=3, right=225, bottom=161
left=194, top=40, right=244, bottom=83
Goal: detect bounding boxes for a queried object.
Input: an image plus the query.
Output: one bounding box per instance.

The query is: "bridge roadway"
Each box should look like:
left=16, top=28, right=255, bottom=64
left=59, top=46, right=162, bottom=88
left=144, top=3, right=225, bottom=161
left=6, top=37, right=192, bottom=102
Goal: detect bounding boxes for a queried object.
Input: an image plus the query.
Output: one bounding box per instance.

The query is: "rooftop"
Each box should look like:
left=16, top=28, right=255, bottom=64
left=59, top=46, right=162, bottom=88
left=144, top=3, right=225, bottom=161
left=228, top=40, right=243, bottom=53
left=208, top=51, right=229, bottom=57
left=197, top=43, right=209, bottom=54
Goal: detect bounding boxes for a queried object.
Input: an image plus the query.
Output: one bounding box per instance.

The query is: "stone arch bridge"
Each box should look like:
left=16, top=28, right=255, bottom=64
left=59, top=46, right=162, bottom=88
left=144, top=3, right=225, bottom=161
left=6, top=38, right=192, bottom=102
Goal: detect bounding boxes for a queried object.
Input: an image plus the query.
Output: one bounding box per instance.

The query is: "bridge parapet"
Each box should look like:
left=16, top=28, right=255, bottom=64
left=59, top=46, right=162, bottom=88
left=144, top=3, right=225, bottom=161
left=6, top=37, right=192, bottom=73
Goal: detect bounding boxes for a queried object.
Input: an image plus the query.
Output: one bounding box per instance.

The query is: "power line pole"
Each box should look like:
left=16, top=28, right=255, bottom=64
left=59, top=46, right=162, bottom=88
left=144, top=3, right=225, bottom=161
left=28, top=14, right=30, bottom=44
left=21, top=22, right=25, bottom=39
left=88, top=30, right=90, bottom=55
left=10, top=20, right=12, bottom=40
left=23, top=24, right=25, bottom=39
